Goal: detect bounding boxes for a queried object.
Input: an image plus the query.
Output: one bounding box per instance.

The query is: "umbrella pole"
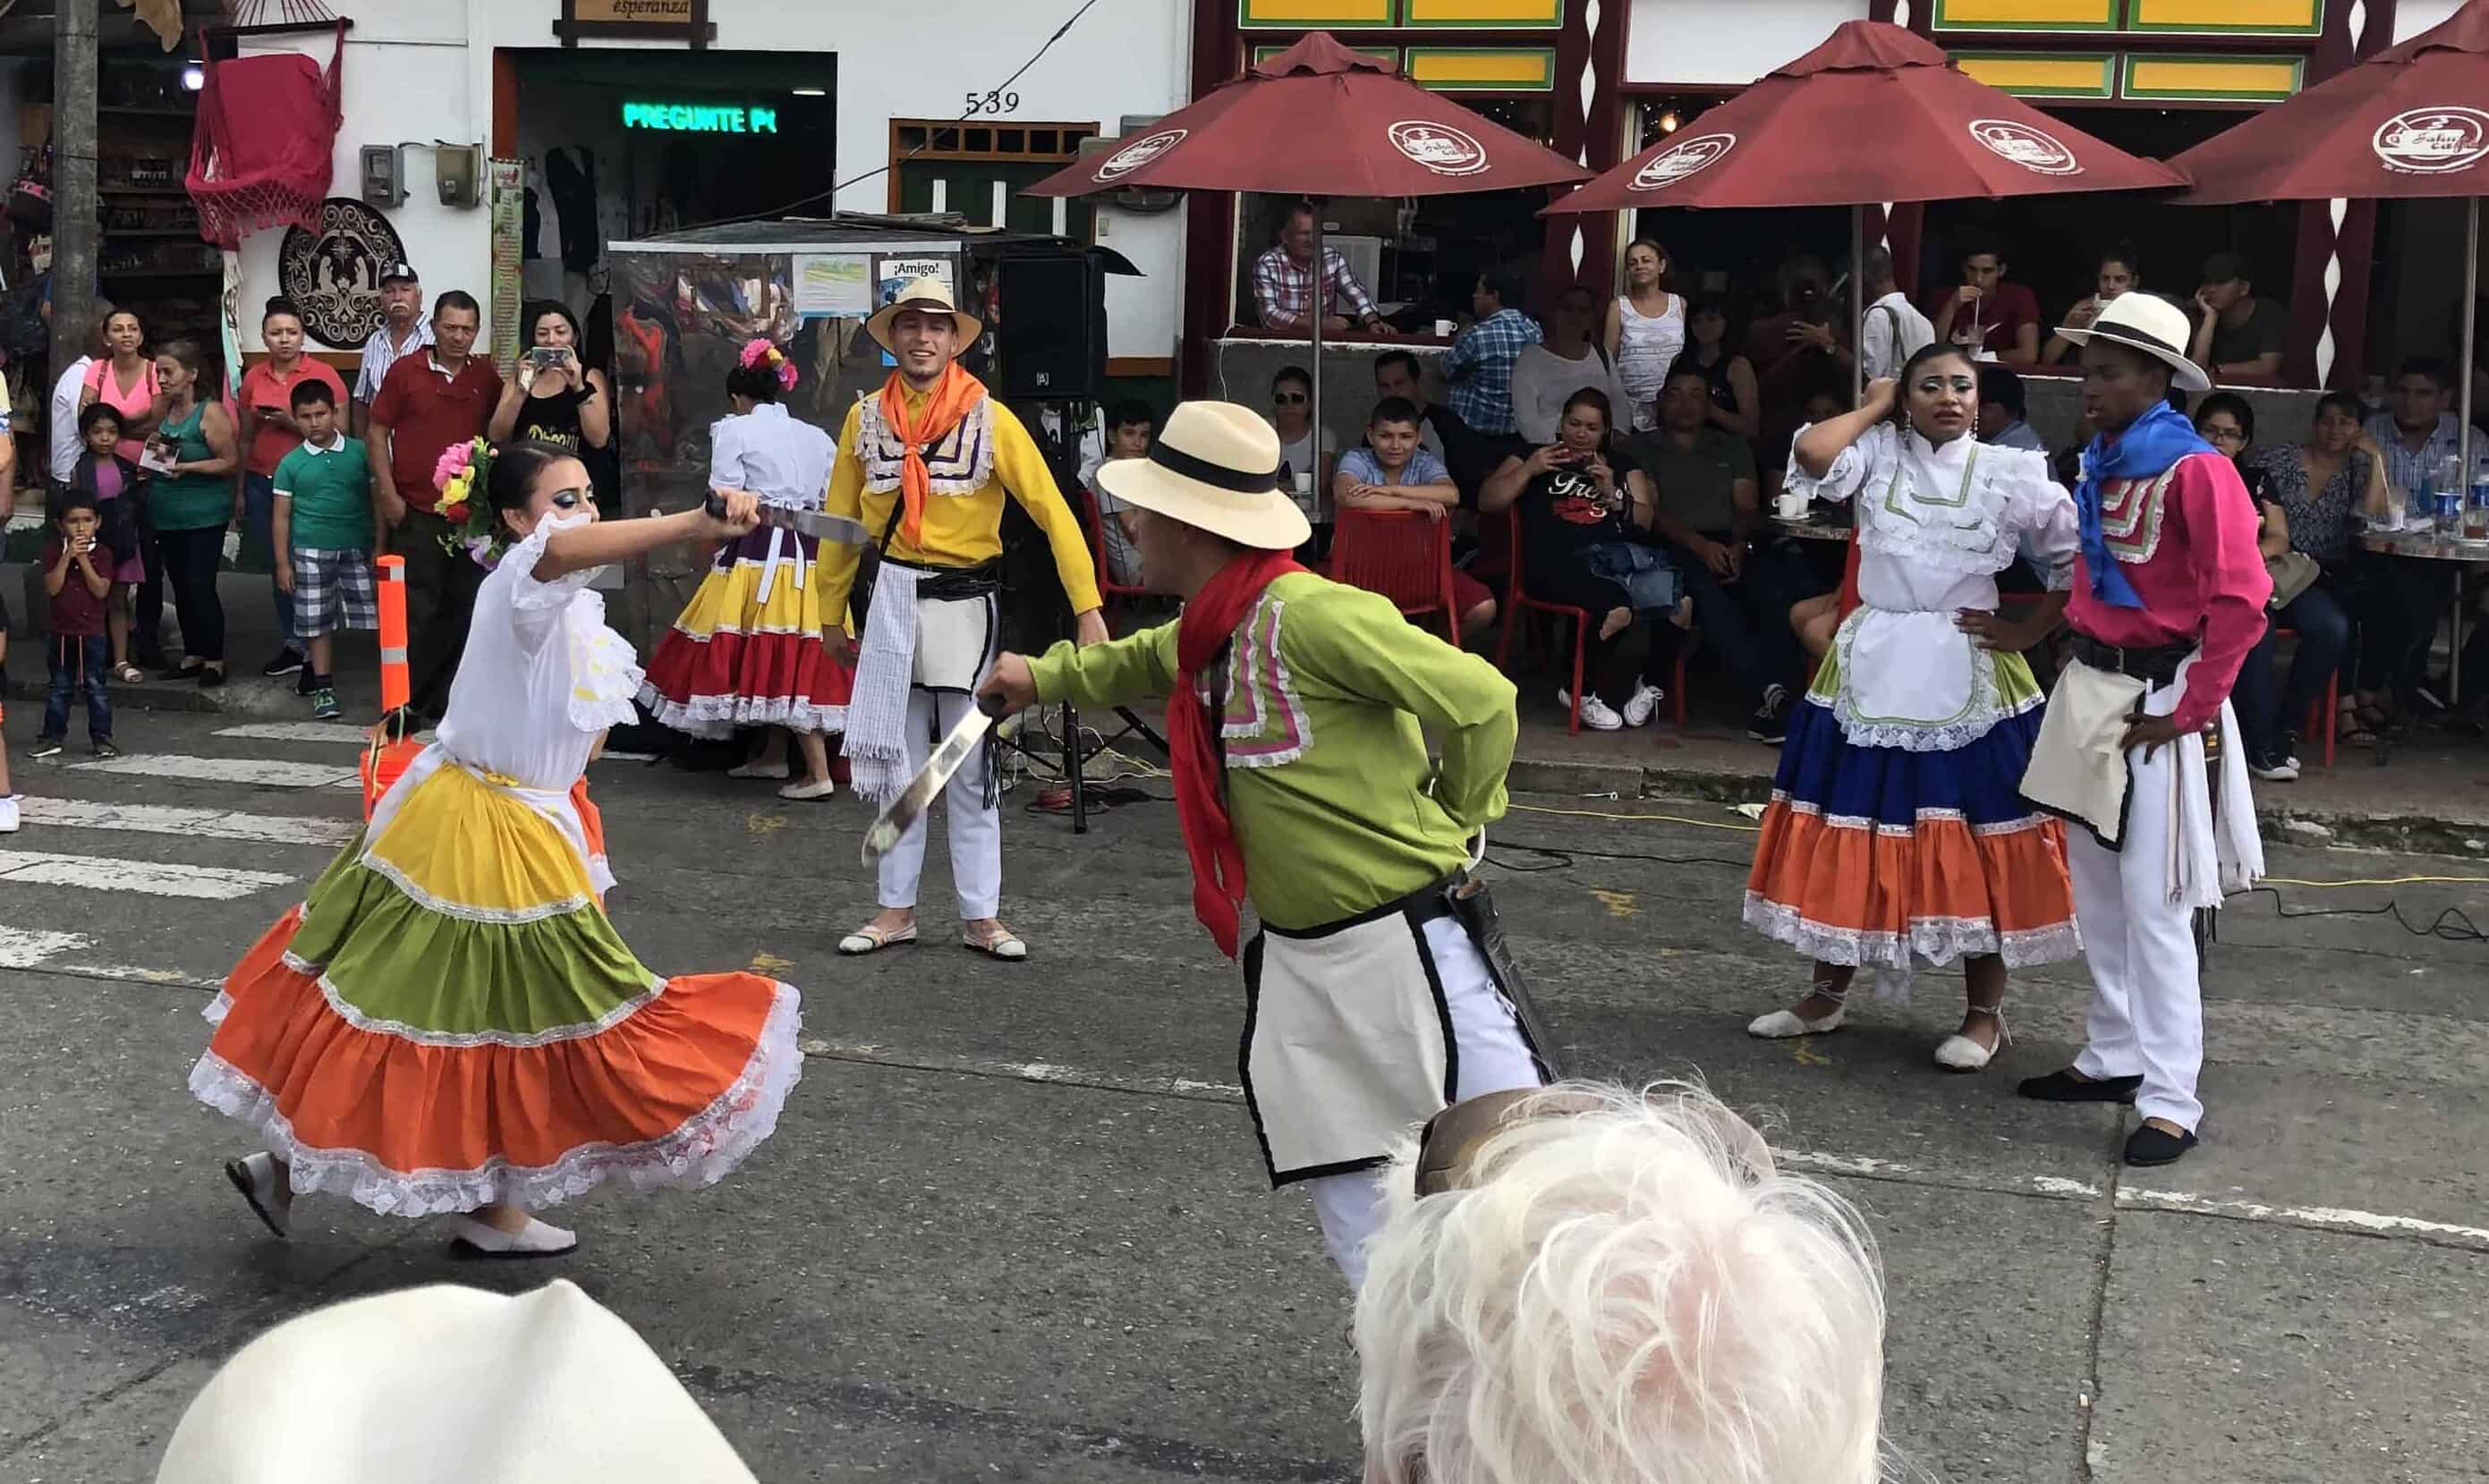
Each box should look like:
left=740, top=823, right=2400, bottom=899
left=2463, top=196, right=2478, bottom=497
left=1311, top=197, right=1327, bottom=505
left=1850, top=206, right=1865, bottom=404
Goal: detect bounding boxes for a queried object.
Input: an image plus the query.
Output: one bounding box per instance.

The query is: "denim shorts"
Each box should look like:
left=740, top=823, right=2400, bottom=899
left=1582, top=541, right=1683, bottom=615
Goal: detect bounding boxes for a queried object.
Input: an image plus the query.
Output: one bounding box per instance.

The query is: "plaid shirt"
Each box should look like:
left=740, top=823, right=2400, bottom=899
left=1443, top=309, right=1542, bottom=437
left=1251, top=245, right=1380, bottom=330
left=2364, top=411, right=2462, bottom=504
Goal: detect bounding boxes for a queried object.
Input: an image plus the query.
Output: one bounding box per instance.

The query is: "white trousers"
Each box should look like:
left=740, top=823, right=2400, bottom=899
left=1302, top=914, right=1546, bottom=1292
left=874, top=688, right=1002, bottom=920
left=2066, top=729, right=2205, bottom=1132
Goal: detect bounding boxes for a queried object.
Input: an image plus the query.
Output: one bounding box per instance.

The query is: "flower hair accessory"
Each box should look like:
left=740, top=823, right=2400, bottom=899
left=433, top=437, right=505, bottom=571
left=739, top=336, right=799, bottom=393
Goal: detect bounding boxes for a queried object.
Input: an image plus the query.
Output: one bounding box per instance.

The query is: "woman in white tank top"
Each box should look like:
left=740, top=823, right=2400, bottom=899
left=1606, top=238, right=1685, bottom=433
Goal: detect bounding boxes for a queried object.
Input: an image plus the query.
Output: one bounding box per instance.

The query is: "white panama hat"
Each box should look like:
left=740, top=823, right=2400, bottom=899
left=863, top=275, right=985, bottom=353
left=1095, top=399, right=1313, bottom=552
left=2051, top=291, right=2212, bottom=392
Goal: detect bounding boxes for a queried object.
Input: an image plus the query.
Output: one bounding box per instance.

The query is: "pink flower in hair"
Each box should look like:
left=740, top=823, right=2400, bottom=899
left=775, top=356, right=799, bottom=392
left=738, top=337, right=776, bottom=370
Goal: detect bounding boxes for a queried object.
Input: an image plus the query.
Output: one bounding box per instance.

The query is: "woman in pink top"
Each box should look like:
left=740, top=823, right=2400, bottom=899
left=234, top=297, right=348, bottom=674
left=78, top=309, right=160, bottom=464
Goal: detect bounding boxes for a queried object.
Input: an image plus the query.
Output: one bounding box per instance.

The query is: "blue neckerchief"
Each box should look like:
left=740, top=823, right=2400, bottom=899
left=2073, top=399, right=2213, bottom=609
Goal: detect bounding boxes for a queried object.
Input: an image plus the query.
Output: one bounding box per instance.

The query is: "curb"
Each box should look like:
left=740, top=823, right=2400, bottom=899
left=3, top=673, right=325, bottom=719
left=1511, top=755, right=2489, bottom=858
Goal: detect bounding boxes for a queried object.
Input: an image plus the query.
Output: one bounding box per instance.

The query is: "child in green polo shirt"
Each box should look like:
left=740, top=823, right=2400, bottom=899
left=271, top=380, right=377, bottom=721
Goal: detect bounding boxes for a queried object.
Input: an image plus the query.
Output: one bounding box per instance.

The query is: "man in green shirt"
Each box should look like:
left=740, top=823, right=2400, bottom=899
left=980, top=401, right=1554, bottom=1291
left=271, top=380, right=377, bottom=721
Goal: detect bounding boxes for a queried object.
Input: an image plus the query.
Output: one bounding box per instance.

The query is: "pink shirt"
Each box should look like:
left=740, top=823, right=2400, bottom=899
left=83, top=357, right=160, bottom=465
left=2066, top=449, right=2272, bottom=734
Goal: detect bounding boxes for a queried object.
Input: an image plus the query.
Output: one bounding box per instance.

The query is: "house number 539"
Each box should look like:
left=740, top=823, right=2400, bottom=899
left=964, top=89, right=1021, bottom=115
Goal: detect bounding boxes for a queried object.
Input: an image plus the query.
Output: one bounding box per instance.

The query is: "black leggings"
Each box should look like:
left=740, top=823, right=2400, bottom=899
left=156, top=524, right=227, bottom=665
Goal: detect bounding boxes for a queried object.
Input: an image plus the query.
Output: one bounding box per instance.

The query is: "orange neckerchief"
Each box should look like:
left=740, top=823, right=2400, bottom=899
left=878, top=362, right=987, bottom=549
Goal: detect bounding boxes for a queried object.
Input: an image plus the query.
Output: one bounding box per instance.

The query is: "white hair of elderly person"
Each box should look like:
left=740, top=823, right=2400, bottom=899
left=1353, top=1081, right=1913, bottom=1484
left=155, top=1279, right=757, bottom=1484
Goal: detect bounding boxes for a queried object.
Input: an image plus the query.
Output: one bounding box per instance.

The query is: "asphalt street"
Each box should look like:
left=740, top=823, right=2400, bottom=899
left=2, top=708, right=2485, bottom=1482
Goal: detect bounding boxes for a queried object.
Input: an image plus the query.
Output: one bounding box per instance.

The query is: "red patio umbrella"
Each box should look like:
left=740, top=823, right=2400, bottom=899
left=1542, top=20, right=2187, bottom=395
left=2167, top=0, right=2489, bottom=477
left=1025, top=32, right=1590, bottom=466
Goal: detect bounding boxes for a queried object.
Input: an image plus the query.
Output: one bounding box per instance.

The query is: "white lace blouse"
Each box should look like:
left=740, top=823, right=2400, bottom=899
left=1785, top=422, right=2078, bottom=750
left=434, top=513, right=645, bottom=793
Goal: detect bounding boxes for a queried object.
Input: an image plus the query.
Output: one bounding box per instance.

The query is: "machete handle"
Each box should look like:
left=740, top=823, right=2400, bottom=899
left=703, top=490, right=729, bottom=521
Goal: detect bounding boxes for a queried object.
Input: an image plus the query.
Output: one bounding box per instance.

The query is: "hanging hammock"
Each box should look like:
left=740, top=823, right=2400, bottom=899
left=185, top=20, right=345, bottom=249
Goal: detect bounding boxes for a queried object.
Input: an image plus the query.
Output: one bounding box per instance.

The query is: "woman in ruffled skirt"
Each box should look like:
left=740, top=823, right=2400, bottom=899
left=192, top=442, right=803, bottom=1257
left=640, top=342, right=853, bottom=800
left=1743, top=345, right=2084, bottom=1072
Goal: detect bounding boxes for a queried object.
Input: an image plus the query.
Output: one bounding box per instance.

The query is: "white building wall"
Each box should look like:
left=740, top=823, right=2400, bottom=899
left=1623, top=0, right=1873, bottom=86
left=2392, top=0, right=2464, bottom=41
left=236, top=0, right=1189, bottom=361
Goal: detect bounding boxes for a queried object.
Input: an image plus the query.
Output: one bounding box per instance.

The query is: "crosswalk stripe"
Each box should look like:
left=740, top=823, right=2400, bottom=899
left=13, top=797, right=357, bottom=847
left=66, top=753, right=362, bottom=789
left=214, top=722, right=383, bottom=746
left=0, top=849, right=293, bottom=899
left=0, top=926, right=92, bottom=968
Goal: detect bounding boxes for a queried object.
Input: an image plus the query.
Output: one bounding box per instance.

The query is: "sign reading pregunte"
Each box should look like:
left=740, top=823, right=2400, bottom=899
left=622, top=101, right=779, bottom=134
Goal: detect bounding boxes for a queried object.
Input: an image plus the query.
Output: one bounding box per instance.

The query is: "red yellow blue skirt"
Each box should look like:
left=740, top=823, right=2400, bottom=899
left=1743, top=650, right=2079, bottom=969
left=640, top=526, right=853, bottom=738
left=190, top=751, right=803, bottom=1217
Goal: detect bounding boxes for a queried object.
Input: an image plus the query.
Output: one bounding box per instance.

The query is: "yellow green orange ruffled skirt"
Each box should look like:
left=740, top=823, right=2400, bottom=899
left=189, top=748, right=803, bottom=1217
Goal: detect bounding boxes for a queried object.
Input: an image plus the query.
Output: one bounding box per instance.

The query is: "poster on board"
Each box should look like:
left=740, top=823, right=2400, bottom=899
left=870, top=255, right=959, bottom=366
left=793, top=253, right=871, bottom=318
left=487, top=158, right=525, bottom=369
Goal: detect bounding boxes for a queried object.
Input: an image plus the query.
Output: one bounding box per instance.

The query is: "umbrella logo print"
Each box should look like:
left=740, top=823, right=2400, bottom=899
left=1094, top=129, right=1188, bottom=183
left=1388, top=121, right=1491, bottom=177
left=2373, top=108, right=2489, bottom=174
left=1629, top=133, right=1735, bottom=191
left=1967, top=120, right=2082, bottom=177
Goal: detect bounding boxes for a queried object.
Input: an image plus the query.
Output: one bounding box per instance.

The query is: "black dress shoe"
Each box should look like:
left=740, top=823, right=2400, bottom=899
left=2124, top=1124, right=2199, bottom=1166
left=2017, top=1067, right=2144, bottom=1104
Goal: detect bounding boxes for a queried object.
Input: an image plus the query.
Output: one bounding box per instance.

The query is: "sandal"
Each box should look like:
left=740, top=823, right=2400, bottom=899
left=837, top=921, right=918, bottom=955
left=2336, top=696, right=2379, bottom=747
left=961, top=923, right=1029, bottom=961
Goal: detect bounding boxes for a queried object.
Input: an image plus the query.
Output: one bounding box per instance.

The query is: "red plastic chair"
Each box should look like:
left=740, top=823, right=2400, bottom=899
left=1491, top=506, right=1687, bottom=735
left=1076, top=481, right=1153, bottom=629
left=1330, top=507, right=1460, bottom=644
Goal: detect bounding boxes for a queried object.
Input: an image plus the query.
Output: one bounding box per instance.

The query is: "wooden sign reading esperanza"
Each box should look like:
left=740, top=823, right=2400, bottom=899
left=555, top=0, right=712, bottom=47
left=574, top=0, right=692, bottom=20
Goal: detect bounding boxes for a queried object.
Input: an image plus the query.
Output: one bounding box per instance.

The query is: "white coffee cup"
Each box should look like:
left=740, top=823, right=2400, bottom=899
left=1775, top=489, right=1809, bottom=522
left=1433, top=318, right=1455, bottom=337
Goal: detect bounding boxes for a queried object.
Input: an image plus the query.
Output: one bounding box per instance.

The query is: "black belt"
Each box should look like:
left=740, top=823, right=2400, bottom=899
left=886, top=556, right=1002, bottom=602
left=2070, top=633, right=2192, bottom=684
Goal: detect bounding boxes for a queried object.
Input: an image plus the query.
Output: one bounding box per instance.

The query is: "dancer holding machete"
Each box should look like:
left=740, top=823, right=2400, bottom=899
left=977, top=401, right=1556, bottom=1291
left=814, top=276, right=1109, bottom=962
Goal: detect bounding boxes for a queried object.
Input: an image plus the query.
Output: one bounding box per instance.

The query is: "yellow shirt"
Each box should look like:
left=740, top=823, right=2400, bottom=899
left=817, top=387, right=1102, bottom=631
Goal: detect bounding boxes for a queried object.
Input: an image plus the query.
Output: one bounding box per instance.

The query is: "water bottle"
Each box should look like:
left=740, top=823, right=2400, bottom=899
left=2468, top=457, right=2489, bottom=541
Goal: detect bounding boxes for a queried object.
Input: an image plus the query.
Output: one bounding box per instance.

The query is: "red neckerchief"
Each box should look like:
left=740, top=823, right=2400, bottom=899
left=1170, top=548, right=1307, bottom=957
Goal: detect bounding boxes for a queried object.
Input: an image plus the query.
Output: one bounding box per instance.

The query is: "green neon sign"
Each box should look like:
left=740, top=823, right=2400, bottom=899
left=621, top=101, right=780, bottom=134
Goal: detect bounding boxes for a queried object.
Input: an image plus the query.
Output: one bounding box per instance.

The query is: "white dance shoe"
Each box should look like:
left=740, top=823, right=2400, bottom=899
left=447, top=1215, right=579, bottom=1259
left=1746, top=998, right=1848, bottom=1039
left=1933, top=1006, right=2009, bottom=1073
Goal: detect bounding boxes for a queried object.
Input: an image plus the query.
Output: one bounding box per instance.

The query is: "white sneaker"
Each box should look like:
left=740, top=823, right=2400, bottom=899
left=2248, top=755, right=2299, bottom=783
left=0, top=795, right=18, bottom=835
left=1621, top=682, right=1665, bottom=728
left=1573, top=691, right=1625, bottom=731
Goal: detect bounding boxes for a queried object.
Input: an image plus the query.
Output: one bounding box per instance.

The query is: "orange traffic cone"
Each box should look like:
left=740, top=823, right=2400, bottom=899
left=360, top=554, right=424, bottom=818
